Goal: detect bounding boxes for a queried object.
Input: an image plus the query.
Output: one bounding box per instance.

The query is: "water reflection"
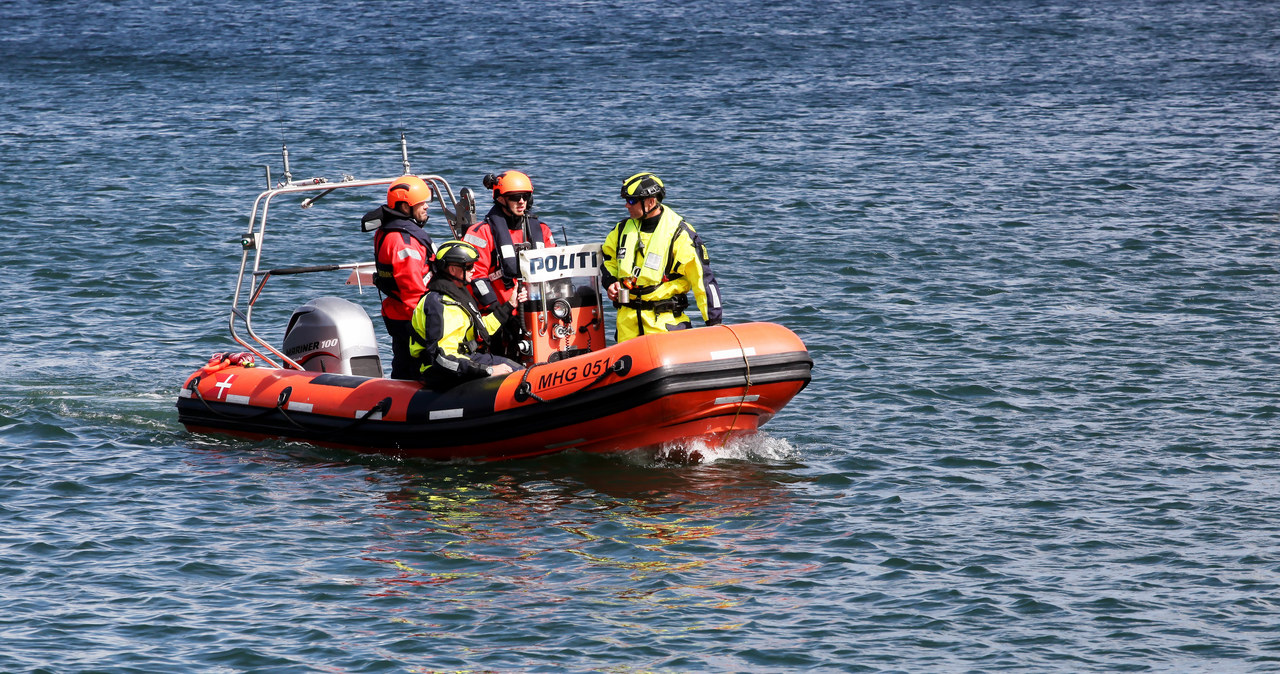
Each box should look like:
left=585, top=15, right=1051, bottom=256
left=361, top=441, right=813, bottom=638
left=184, top=432, right=818, bottom=644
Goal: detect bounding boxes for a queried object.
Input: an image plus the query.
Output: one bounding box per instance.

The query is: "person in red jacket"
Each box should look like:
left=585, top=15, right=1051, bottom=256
left=462, top=170, right=556, bottom=361
left=366, top=176, right=436, bottom=379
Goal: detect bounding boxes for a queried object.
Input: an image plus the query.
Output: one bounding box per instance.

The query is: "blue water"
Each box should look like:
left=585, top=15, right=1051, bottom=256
left=3, top=0, right=1280, bottom=670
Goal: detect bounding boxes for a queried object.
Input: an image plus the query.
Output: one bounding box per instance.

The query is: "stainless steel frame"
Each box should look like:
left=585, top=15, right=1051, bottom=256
left=229, top=163, right=463, bottom=370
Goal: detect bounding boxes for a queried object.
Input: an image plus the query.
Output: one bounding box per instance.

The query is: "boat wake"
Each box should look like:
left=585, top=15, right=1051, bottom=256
left=650, top=432, right=800, bottom=465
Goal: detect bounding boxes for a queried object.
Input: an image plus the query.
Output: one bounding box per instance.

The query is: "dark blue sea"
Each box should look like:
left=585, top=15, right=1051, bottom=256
left=3, top=0, right=1279, bottom=671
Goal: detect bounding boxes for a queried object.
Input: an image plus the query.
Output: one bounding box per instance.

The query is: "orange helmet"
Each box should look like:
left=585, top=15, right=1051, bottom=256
left=484, top=171, right=534, bottom=200
left=386, top=176, right=431, bottom=210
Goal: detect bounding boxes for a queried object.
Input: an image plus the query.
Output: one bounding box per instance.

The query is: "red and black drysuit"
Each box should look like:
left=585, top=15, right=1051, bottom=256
left=462, top=204, right=555, bottom=360
left=368, top=206, right=435, bottom=379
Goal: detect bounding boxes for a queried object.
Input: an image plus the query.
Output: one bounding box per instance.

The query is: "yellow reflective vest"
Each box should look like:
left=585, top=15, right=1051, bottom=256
left=410, top=286, right=506, bottom=381
left=601, top=206, right=722, bottom=342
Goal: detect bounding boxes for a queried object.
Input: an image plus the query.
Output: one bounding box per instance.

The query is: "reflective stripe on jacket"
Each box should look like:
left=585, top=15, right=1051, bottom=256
left=373, top=207, right=435, bottom=321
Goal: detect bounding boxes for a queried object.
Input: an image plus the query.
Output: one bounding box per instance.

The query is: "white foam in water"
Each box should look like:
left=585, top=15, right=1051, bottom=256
left=654, top=432, right=799, bottom=464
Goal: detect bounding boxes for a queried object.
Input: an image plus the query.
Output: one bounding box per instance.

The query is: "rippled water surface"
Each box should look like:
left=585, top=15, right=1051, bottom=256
left=3, top=1, right=1280, bottom=671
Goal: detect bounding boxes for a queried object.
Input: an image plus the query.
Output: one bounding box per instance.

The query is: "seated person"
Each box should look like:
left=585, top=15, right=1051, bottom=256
left=410, top=240, right=524, bottom=389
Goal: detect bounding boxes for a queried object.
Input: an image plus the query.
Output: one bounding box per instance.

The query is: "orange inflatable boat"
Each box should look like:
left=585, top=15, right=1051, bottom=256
left=177, top=321, right=811, bottom=460
left=175, top=146, right=811, bottom=460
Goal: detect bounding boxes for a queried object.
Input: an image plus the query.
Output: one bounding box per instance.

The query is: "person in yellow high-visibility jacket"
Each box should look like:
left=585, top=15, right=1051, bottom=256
left=410, top=240, right=524, bottom=389
left=601, top=172, right=723, bottom=342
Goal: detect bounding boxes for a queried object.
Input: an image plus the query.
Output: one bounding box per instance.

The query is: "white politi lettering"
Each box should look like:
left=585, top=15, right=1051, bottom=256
left=520, top=244, right=604, bottom=282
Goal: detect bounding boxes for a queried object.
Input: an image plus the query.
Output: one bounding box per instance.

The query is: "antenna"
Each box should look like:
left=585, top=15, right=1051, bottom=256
left=274, top=83, right=288, bottom=186
left=281, top=144, right=293, bottom=186
left=400, top=133, right=411, bottom=175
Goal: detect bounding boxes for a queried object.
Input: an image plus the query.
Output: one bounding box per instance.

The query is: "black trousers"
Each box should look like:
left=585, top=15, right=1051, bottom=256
left=383, top=316, right=416, bottom=380
left=486, top=317, right=527, bottom=362
left=419, top=353, right=523, bottom=391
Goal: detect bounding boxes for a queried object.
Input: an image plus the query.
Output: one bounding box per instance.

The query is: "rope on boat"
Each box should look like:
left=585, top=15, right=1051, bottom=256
left=190, top=375, right=389, bottom=433
left=721, top=324, right=753, bottom=435
left=342, top=397, right=393, bottom=430
left=187, top=376, right=278, bottom=422
left=274, top=386, right=308, bottom=429
left=514, top=355, right=632, bottom=404
left=584, top=355, right=631, bottom=389
left=515, top=366, right=547, bottom=403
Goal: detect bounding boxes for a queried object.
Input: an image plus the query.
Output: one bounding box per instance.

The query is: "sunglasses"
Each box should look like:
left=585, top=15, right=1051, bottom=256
left=625, top=197, right=645, bottom=205
left=505, top=193, right=531, bottom=202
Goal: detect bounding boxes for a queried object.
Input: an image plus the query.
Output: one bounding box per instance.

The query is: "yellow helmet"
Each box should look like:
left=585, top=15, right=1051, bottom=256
left=621, top=172, right=665, bottom=202
left=433, top=240, right=480, bottom=272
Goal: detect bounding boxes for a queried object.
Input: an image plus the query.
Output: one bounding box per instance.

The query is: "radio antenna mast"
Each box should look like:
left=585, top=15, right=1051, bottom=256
left=400, top=133, right=411, bottom=175
left=281, top=144, right=293, bottom=186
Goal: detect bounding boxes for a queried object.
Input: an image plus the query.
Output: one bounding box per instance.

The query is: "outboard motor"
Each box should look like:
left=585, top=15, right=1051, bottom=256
left=282, top=296, right=383, bottom=377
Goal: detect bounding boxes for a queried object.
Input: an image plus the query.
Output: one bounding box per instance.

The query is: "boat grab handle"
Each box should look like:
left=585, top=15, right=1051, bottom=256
left=342, top=397, right=393, bottom=429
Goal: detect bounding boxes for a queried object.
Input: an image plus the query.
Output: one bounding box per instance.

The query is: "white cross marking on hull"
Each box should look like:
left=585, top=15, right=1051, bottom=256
left=214, top=375, right=236, bottom=400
